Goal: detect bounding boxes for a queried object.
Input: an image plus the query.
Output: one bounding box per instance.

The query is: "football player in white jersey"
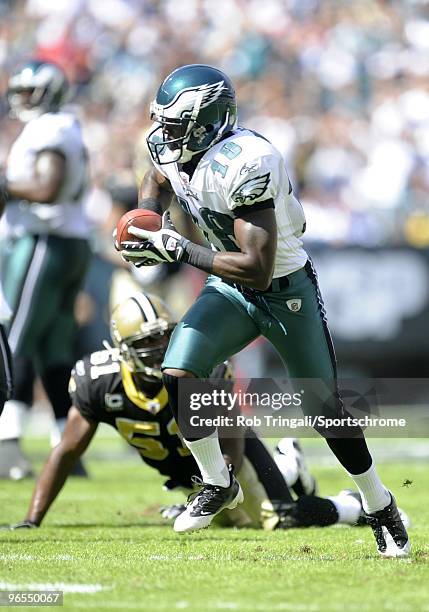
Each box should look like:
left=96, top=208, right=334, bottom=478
left=0, top=60, right=91, bottom=478
left=119, top=64, right=410, bottom=557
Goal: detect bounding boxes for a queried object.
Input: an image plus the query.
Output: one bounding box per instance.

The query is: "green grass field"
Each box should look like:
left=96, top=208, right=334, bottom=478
left=0, top=434, right=428, bottom=611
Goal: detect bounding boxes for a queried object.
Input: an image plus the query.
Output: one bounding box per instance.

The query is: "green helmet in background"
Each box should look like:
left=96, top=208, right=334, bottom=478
left=7, top=60, right=68, bottom=122
left=147, top=64, right=237, bottom=165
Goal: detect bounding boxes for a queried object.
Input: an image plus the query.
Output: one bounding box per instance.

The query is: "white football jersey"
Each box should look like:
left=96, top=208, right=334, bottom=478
left=154, top=128, right=307, bottom=278
left=4, top=112, right=90, bottom=238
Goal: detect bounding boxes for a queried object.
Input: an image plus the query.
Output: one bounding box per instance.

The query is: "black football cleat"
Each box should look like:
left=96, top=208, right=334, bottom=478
left=365, top=493, right=411, bottom=557
left=174, top=465, right=243, bottom=533
left=263, top=495, right=342, bottom=530
left=260, top=500, right=300, bottom=530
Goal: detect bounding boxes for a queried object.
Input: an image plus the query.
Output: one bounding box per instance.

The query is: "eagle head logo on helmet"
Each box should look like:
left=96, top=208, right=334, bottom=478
left=147, top=64, right=237, bottom=165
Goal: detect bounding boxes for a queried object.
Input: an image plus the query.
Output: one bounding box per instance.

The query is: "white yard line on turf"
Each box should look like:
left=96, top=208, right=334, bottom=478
left=0, top=554, right=74, bottom=561
left=0, top=583, right=108, bottom=594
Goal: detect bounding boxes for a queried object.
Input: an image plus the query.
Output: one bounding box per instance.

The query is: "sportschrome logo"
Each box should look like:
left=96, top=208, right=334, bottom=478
left=231, top=172, right=270, bottom=204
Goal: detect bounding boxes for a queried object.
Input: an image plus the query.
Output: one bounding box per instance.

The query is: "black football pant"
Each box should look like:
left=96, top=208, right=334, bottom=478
left=0, top=324, right=13, bottom=417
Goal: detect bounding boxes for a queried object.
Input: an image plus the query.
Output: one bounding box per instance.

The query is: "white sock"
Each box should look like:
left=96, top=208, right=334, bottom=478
left=328, top=493, right=362, bottom=524
left=185, top=430, right=230, bottom=487
left=348, top=462, right=390, bottom=513
left=0, top=401, right=28, bottom=440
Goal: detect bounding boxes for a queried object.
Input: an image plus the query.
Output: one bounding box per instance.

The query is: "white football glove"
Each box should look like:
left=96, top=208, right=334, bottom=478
left=120, top=211, right=189, bottom=267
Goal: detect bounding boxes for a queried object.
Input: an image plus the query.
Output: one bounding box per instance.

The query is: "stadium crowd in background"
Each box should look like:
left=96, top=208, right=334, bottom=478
left=1, top=0, right=428, bottom=387
left=1, top=0, right=429, bottom=249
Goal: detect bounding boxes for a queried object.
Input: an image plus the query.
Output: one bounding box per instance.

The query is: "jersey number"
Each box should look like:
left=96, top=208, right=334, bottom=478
left=178, top=142, right=243, bottom=251
left=210, top=142, right=242, bottom=178
left=89, top=350, right=120, bottom=380
left=177, top=200, right=238, bottom=252
left=115, top=417, right=190, bottom=461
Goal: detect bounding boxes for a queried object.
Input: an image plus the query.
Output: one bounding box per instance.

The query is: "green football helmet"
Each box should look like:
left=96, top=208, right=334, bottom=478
left=7, top=60, right=68, bottom=122
left=147, top=64, right=237, bottom=165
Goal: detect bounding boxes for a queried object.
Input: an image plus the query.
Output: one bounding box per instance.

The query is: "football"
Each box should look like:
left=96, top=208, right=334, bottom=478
left=116, top=209, right=162, bottom=244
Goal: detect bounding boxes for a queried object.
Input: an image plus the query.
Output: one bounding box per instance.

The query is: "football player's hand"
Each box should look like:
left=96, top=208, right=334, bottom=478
left=9, top=520, right=39, bottom=530
left=159, top=503, right=186, bottom=521
left=121, top=211, right=189, bottom=267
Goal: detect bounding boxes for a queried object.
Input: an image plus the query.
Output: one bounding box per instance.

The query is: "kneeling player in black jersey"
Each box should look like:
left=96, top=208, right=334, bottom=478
left=10, top=294, right=367, bottom=530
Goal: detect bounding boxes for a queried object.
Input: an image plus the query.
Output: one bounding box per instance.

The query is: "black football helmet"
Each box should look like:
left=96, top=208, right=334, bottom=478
left=110, top=293, right=175, bottom=381
left=147, top=64, right=237, bottom=165
left=7, top=60, right=68, bottom=122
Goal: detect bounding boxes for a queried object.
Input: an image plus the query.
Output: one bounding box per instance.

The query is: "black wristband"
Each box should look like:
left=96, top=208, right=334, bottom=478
left=181, top=241, right=215, bottom=273
left=138, top=197, right=162, bottom=214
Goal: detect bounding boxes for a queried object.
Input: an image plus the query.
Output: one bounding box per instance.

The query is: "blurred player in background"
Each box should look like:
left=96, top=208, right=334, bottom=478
left=9, top=293, right=368, bottom=532
left=120, top=64, right=410, bottom=557
left=0, top=179, right=13, bottom=417
left=0, top=60, right=91, bottom=479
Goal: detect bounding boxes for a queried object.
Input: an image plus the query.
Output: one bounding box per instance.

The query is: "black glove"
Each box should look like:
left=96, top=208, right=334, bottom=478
left=9, top=520, right=39, bottom=530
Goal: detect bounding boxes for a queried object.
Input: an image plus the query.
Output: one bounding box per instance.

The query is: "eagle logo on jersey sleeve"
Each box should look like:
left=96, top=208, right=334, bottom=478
left=231, top=172, right=271, bottom=204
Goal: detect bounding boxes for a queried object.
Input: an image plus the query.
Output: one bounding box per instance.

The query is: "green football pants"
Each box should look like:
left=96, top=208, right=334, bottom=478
left=1, top=234, right=91, bottom=373
left=162, top=260, right=338, bottom=417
